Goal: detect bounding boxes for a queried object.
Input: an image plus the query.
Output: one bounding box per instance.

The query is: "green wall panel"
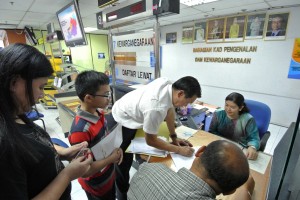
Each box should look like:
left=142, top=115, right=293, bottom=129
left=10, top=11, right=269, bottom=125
left=30, top=31, right=109, bottom=73
left=90, top=34, right=109, bottom=73
left=70, top=34, right=109, bottom=72
left=70, top=34, right=93, bottom=72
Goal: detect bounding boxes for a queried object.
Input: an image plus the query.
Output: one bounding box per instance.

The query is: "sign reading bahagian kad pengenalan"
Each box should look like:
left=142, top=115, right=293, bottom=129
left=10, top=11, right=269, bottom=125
left=193, top=46, right=257, bottom=64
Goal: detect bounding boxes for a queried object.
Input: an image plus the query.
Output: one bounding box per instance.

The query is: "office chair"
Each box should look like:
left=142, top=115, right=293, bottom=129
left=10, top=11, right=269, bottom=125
left=26, top=108, right=46, bottom=130
left=204, top=113, right=213, bottom=132
left=245, top=99, right=271, bottom=151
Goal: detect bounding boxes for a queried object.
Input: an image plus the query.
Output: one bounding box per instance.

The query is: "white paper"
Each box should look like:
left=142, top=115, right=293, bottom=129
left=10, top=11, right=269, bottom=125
left=175, top=125, right=197, bottom=140
left=247, top=152, right=271, bottom=174
left=91, top=123, right=123, bottom=160
left=193, top=104, right=217, bottom=113
left=128, top=84, right=145, bottom=89
left=232, top=141, right=271, bottom=174
left=129, top=136, right=168, bottom=157
left=170, top=146, right=200, bottom=171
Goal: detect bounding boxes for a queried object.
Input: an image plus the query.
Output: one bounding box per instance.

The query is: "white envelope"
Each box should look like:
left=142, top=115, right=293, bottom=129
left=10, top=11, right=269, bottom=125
left=91, top=123, right=123, bottom=160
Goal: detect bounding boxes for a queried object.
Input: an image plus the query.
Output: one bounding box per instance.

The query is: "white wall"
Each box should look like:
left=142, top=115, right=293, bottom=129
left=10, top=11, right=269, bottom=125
left=160, top=7, right=300, bottom=127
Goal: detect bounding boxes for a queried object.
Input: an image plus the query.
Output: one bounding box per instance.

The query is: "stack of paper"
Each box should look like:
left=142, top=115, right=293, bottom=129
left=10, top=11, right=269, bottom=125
left=175, top=125, right=197, bottom=140
left=170, top=146, right=200, bottom=171
left=129, top=137, right=168, bottom=157
left=246, top=151, right=271, bottom=174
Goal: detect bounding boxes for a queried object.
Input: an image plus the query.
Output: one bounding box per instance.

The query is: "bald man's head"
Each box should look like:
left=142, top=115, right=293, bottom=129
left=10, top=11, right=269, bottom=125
left=200, top=140, right=249, bottom=193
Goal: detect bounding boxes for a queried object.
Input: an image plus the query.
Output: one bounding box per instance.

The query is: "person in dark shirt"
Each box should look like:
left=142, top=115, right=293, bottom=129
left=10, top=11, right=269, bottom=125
left=0, top=43, right=92, bottom=199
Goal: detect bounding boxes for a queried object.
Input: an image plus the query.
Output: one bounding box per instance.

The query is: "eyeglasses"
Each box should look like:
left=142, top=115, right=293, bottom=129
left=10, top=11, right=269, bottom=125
left=92, top=92, right=111, bottom=100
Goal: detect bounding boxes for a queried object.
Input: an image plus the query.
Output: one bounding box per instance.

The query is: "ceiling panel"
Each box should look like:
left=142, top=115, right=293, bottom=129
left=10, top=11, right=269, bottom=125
left=267, top=0, right=300, bottom=7
left=23, top=12, right=54, bottom=23
left=17, top=21, right=44, bottom=29
left=192, top=0, right=267, bottom=12
left=0, top=10, right=26, bottom=21
left=0, top=0, right=299, bottom=33
left=180, top=7, right=204, bottom=15
left=0, top=0, right=33, bottom=11
left=29, top=0, right=71, bottom=14
left=77, top=3, right=102, bottom=18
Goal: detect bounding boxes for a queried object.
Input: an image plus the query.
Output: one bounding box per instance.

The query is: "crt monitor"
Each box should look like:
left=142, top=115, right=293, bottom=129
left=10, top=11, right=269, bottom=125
left=267, top=107, right=300, bottom=200
left=56, top=1, right=87, bottom=47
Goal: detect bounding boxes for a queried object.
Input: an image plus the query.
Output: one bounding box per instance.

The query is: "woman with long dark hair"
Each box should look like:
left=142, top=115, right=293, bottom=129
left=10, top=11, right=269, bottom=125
left=0, top=43, right=92, bottom=199
left=209, top=92, right=260, bottom=160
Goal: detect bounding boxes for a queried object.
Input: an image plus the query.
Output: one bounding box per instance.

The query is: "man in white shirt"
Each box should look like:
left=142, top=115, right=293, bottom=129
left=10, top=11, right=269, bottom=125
left=112, top=76, right=201, bottom=200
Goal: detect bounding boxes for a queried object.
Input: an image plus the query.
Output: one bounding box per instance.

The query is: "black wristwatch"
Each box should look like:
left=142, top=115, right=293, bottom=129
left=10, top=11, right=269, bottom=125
left=170, top=133, right=177, bottom=139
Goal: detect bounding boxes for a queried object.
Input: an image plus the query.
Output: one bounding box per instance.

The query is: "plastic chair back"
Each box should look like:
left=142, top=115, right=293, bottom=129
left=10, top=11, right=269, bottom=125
left=51, top=138, right=69, bottom=148
left=204, top=114, right=213, bottom=132
left=245, top=99, right=271, bottom=139
left=26, top=109, right=46, bottom=130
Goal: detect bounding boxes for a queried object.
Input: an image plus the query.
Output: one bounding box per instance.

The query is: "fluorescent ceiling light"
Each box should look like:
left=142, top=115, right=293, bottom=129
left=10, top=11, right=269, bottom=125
left=180, top=0, right=219, bottom=6
left=84, top=27, right=98, bottom=33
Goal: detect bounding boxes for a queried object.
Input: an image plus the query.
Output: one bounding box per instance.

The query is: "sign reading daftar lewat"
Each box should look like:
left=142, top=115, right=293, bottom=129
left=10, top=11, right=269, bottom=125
left=115, top=65, right=154, bottom=84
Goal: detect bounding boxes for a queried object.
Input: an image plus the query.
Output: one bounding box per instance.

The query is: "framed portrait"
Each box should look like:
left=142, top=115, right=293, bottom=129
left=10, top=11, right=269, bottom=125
left=224, top=15, right=246, bottom=42
left=206, top=18, right=225, bottom=43
left=182, top=26, right=194, bottom=44
left=194, top=21, right=206, bottom=43
left=245, top=13, right=266, bottom=39
left=166, top=32, right=177, bottom=44
left=264, top=12, right=289, bottom=41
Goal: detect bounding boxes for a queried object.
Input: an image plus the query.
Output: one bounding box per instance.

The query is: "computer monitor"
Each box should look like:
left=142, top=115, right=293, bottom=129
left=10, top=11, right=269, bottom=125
left=267, top=107, right=300, bottom=199
left=56, top=0, right=87, bottom=47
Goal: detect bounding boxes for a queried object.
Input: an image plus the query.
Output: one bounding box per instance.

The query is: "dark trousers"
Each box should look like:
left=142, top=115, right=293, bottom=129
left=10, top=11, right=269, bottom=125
left=115, top=126, right=137, bottom=200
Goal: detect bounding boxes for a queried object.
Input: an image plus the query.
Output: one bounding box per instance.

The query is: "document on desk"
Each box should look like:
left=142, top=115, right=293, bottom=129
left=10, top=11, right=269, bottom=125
left=170, top=146, right=200, bottom=172
left=247, top=152, right=271, bottom=174
left=129, top=136, right=168, bottom=157
left=91, top=123, right=123, bottom=161
left=175, top=125, right=197, bottom=140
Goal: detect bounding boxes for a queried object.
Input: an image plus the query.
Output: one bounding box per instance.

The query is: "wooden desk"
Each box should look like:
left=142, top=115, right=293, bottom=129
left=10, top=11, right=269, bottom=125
left=147, top=130, right=271, bottom=200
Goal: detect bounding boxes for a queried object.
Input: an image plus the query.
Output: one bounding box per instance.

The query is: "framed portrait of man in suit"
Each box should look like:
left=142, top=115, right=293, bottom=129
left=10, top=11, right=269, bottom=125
left=264, top=13, right=289, bottom=41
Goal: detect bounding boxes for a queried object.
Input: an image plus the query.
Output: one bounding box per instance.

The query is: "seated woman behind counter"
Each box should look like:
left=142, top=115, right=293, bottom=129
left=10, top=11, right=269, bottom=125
left=209, top=92, right=260, bottom=160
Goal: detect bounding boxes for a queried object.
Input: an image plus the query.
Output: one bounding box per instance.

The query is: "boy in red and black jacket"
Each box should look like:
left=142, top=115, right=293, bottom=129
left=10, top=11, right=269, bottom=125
left=69, top=70, right=123, bottom=200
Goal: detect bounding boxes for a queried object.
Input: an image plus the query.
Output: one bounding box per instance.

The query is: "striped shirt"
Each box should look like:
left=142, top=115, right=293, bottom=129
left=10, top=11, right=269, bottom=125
left=68, top=107, right=115, bottom=197
left=128, top=163, right=216, bottom=200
